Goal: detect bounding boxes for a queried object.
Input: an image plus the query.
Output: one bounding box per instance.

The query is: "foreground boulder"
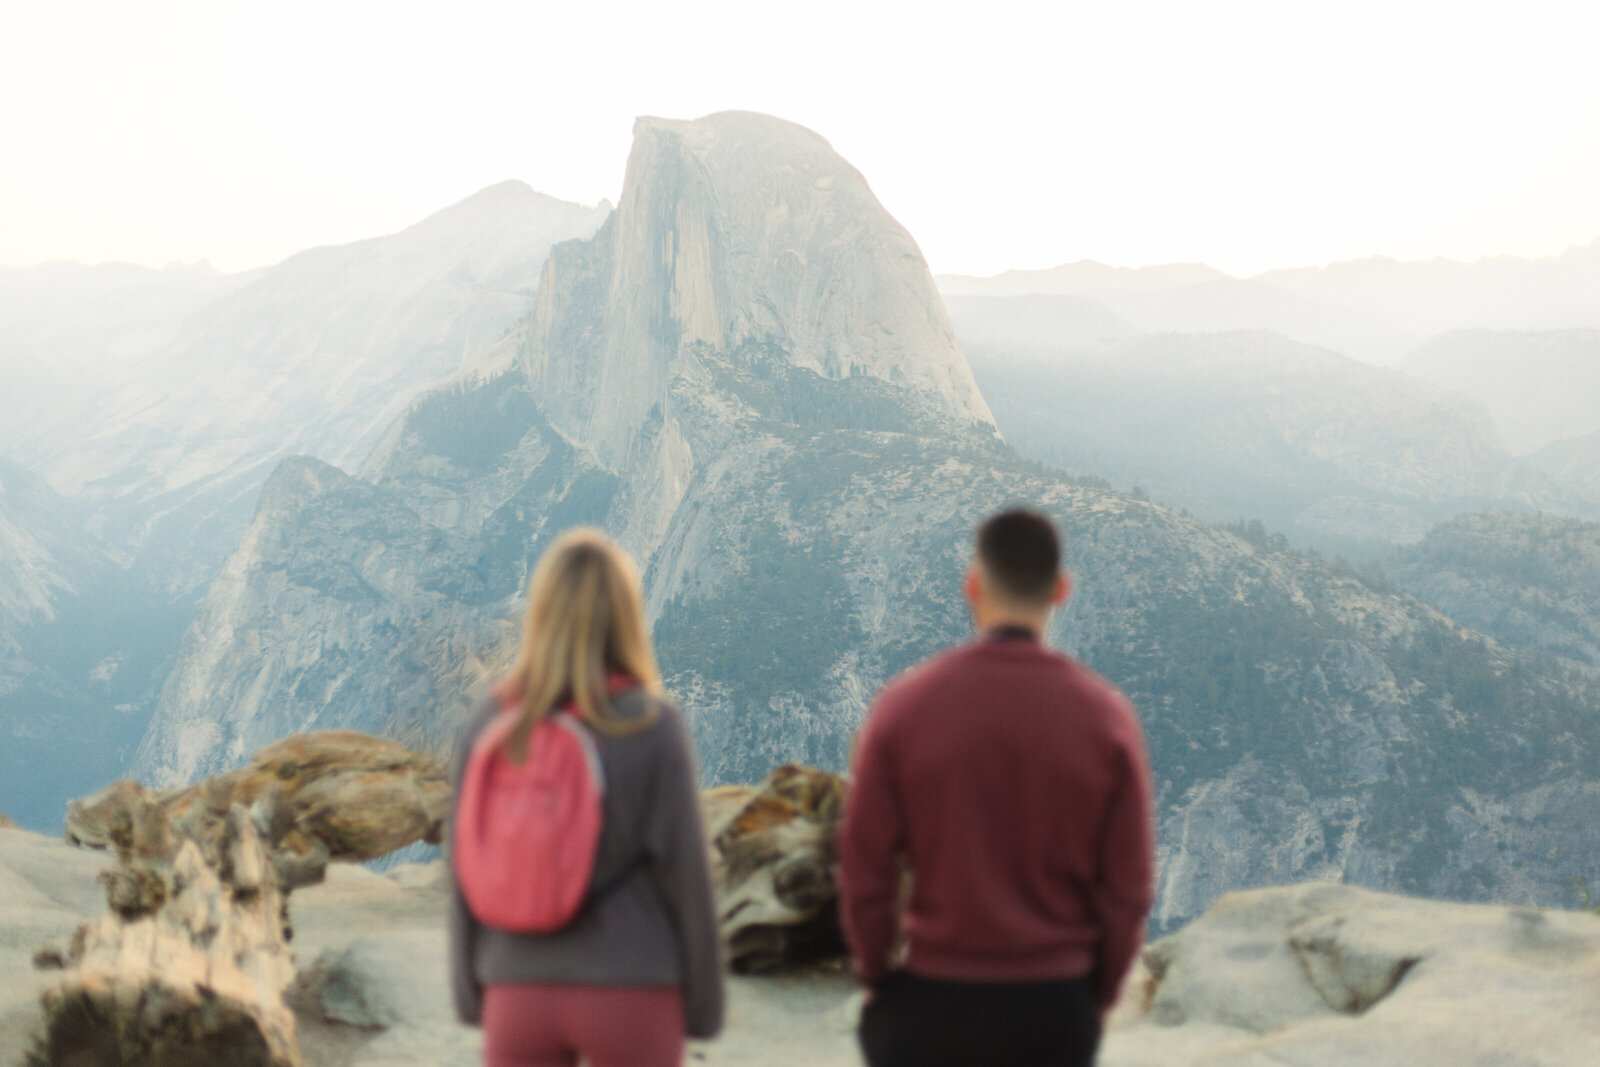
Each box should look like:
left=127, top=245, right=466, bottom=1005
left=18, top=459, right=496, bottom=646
left=1104, top=881, right=1600, bottom=1065
left=704, top=764, right=848, bottom=973
left=64, top=730, right=451, bottom=892
left=28, top=806, right=299, bottom=1066
left=32, top=731, right=451, bottom=1067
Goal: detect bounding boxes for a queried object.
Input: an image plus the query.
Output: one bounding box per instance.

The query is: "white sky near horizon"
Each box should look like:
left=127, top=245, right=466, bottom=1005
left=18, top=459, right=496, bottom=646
left=2, top=0, right=1598, bottom=279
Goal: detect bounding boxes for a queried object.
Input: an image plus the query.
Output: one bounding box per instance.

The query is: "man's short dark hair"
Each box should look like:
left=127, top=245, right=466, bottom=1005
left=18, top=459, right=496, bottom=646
left=976, top=508, right=1061, bottom=604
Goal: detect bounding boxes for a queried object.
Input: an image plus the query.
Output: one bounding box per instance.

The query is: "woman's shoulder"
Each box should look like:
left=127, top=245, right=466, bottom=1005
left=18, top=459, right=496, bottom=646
left=609, top=687, right=685, bottom=737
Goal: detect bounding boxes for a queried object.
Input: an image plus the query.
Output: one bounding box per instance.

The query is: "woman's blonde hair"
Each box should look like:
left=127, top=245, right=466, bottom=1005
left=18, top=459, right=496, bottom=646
left=501, top=528, right=662, bottom=761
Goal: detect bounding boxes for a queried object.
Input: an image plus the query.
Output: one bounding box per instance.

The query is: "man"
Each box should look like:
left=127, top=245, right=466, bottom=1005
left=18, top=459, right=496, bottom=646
left=836, top=508, right=1155, bottom=1067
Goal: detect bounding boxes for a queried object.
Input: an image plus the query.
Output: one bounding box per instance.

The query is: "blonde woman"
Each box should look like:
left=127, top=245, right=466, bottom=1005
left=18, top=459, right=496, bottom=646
left=448, top=528, right=725, bottom=1067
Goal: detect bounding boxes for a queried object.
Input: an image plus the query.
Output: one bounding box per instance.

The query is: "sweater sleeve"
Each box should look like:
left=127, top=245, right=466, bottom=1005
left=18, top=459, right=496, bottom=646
left=643, top=705, right=726, bottom=1040
left=446, top=698, right=496, bottom=1026
left=1089, top=702, right=1157, bottom=1012
left=447, top=877, right=485, bottom=1025
left=834, top=699, right=905, bottom=986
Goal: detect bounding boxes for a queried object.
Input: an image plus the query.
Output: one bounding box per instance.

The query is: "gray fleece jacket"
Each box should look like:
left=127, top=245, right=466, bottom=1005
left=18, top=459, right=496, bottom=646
left=447, top=689, right=726, bottom=1039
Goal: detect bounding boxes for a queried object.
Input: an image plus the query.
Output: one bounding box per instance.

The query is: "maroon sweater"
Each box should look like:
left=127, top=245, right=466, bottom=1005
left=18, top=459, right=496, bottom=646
left=836, top=629, right=1155, bottom=1009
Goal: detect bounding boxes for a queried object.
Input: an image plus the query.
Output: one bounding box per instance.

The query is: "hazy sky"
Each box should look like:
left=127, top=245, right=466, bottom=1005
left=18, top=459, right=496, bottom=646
left=4, top=0, right=1598, bottom=277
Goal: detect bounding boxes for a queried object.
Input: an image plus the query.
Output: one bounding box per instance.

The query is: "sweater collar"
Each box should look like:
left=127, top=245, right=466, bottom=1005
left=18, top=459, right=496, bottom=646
left=984, top=624, right=1042, bottom=644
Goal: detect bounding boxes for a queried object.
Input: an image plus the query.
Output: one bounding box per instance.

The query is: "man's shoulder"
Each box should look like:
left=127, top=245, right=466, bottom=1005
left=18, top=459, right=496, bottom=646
left=1025, top=649, right=1140, bottom=724
left=1053, top=652, right=1130, bottom=701
left=1050, top=659, right=1148, bottom=759
left=874, top=641, right=978, bottom=703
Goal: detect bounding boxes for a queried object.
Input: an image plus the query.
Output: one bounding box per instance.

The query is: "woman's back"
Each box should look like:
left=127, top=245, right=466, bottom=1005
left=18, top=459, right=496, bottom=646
left=448, top=686, right=725, bottom=1044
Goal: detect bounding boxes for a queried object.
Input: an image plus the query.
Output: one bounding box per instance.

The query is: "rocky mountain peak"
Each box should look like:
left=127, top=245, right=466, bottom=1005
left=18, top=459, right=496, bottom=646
left=521, top=110, right=995, bottom=469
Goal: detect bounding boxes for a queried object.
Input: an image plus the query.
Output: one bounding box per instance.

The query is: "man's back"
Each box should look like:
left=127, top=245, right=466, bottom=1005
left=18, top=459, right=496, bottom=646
left=837, top=630, right=1154, bottom=1006
left=838, top=507, right=1155, bottom=1067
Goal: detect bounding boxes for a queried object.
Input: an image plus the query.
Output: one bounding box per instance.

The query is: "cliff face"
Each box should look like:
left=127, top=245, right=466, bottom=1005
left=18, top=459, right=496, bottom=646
left=523, top=112, right=993, bottom=471
left=132, top=113, right=1600, bottom=929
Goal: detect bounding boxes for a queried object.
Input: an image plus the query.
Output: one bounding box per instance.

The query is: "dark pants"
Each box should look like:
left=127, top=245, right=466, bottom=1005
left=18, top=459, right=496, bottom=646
left=858, top=971, right=1101, bottom=1067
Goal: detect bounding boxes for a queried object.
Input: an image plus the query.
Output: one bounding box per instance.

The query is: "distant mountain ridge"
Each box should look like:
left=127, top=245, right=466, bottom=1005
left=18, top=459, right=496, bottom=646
left=1259, top=239, right=1600, bottom=337
left=938, top=238, right=1600, bottom=367
left=941, top=293, right=1136, bottom=353
left=30, top=181, right=610, bottom=590
left=943, top=267, right=1414, bottom=365
left=1403, top=329, right=1600, bottom=455
left=0, top=261, right=251, bottom=470
left=938, top=260, right=1230, bottom=296
left=942, top=247, right=1600, bottom=548
left=964, top=330, right=1599, bottom=552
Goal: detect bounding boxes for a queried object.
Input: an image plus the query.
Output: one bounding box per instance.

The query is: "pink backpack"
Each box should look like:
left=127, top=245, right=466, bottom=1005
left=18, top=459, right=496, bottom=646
left=454, top=681, right=629, bottom=932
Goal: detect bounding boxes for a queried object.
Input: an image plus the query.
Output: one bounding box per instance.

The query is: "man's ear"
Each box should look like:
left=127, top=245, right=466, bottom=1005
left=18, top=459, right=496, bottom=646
left=963, top=566, right=982, bottom=605
left=1051, top=573, right=1072, bottom=607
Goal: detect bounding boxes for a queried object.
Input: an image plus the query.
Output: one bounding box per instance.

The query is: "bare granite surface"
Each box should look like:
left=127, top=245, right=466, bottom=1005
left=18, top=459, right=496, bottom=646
left=5, top=826, right=1600, bottom=1066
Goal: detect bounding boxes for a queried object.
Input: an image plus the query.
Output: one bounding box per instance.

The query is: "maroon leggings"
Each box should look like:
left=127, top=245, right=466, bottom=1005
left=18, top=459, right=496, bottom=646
left=482, top=983, right=685, bottom=1067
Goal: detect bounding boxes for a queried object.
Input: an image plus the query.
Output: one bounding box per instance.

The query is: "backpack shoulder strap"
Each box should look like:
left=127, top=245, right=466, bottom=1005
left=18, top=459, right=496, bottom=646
left=548, top=711, right=606, bottom=795
left=570, top=686, right=655, bottom=911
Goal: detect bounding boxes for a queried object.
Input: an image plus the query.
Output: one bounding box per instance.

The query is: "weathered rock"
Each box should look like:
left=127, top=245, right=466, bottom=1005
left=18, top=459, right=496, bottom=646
left=704, top=764, right=848, bottom=973
left=1288, top=911, right=1420, bottom=1014
left=1139, top=884, right=1349, bottom=1032
left=28, top=807, right=300, bottom=1067
left=1106, top=881, right=1600, bottom=1066
left=27, top=732, right=449, bottom=1065
left=65, top=730, right=450, bottom=892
